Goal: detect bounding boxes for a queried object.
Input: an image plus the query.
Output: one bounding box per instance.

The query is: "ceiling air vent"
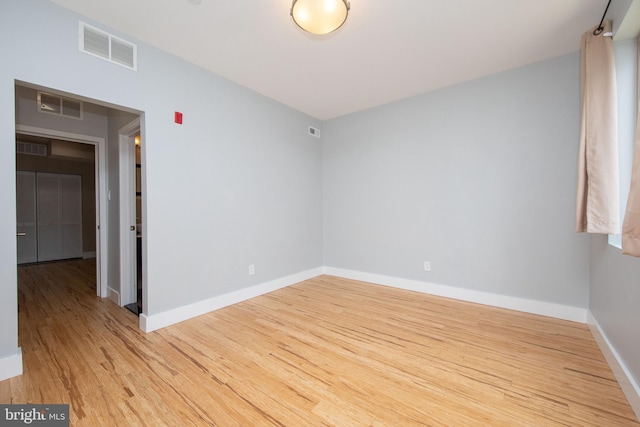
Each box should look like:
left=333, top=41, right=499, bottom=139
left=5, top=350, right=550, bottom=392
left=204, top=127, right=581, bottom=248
left=38, top=92, right=83, bottom=119
left=16, top=142, right=47, bottom=157
left=79, top=22, right=137, bottom=70
left=308, top=126, right=321, bottom=138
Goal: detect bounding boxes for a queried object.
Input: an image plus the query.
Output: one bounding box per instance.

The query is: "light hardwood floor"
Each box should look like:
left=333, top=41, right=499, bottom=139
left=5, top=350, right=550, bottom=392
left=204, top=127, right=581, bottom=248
left=1, top=259, right=638, bottom=426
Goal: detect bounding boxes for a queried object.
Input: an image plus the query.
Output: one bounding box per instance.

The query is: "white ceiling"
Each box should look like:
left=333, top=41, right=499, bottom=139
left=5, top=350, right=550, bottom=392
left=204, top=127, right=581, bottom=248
left=51, top=0, right=610, bottom=120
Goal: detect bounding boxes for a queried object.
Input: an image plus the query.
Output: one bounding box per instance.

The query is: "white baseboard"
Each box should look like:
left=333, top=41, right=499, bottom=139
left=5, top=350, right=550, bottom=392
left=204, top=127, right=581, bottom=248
left=107, top=287, right=120, bottom=306
left=140, top=267, right=324, bottom=333
left=83, top=251, right=96, bottom=259
left=0, top=348, right=23, bottom=381
left=140, top=266, right=587, bottom=333
left=588, top=311, right=640, bottom=421
left=323, top=267, right=587, bottom=323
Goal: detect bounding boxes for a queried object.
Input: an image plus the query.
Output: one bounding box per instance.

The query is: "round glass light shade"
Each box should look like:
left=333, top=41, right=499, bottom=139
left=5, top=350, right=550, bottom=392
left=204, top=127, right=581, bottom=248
left=291, top=0, right=350, bottom=35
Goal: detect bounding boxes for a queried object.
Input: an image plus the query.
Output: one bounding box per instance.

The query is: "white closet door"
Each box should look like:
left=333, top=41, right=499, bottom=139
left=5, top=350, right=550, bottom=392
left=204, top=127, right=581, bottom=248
left=60, top=174, right=83, bottom=259
left=16, top=172, right=37, bottom=264
left=36, top=173, right=83, bottom=262
left=37, top=173, right=62, bottom=262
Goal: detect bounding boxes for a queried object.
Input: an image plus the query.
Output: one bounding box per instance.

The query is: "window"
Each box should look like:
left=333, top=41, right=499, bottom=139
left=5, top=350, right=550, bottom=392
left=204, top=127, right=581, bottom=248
left=609, top=39, right=638, bottom=248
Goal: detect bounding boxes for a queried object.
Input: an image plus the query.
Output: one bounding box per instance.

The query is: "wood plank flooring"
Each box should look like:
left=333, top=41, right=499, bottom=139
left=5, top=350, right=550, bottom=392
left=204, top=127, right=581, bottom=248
left=1, top=259, right=638, bottom=426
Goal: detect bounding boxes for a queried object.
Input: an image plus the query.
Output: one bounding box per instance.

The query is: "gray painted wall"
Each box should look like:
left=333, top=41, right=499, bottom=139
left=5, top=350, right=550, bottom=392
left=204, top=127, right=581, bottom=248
left=590, top=236, right=640, bottom=388
left=323, top=52, right=591, bottom=307
left=0, top=0, right=322, bottom=359
left=589, top=40, right=640, bottom=387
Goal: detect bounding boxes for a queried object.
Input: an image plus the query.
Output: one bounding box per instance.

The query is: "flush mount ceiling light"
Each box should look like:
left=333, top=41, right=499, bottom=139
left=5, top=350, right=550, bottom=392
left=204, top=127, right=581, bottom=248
left=291, top=0, right=350, bottom=35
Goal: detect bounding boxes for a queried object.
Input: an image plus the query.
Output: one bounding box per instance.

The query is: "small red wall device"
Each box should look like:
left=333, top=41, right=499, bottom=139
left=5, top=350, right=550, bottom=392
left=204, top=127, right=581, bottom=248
left=174, top=111, right=183, bottom=124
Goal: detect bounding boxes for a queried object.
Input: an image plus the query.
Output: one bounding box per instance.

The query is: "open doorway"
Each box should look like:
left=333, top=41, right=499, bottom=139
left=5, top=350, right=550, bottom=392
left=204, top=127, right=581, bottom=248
left=15, top=124, right=107, bottom=297
left=16, top=134, right=96, bottom=265
left=119, top=119, right=143, bottom=315
left=14, top=82, right=144, bottom=323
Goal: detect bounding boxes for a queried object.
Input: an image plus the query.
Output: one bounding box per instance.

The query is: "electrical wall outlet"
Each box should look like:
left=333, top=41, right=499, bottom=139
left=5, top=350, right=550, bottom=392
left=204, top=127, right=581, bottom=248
left=249, top=264, right=255, bottom=276
left=423, top=261, right=431, bottom=271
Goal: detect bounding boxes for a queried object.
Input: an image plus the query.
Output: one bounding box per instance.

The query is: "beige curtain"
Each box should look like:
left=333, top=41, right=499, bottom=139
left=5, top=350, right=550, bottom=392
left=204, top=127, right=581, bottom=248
left=576, top=19, right=620, bottom=234
left=622, top=38, right=640, bottom=256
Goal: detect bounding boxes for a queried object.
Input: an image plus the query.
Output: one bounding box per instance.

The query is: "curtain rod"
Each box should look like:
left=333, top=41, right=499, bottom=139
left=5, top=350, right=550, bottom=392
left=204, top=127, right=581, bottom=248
left=593, top=0, right=613, bottom=35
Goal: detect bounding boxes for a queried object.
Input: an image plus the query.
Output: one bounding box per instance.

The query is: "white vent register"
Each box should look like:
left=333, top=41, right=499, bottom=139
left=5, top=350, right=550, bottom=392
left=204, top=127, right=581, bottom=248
left=309, top=126, right=321, bottom=138
left=16, top=142, right=47, bottom=157
left=38, top=92, right=82, bottom=119
left=79, top=22, right=137, bottom=70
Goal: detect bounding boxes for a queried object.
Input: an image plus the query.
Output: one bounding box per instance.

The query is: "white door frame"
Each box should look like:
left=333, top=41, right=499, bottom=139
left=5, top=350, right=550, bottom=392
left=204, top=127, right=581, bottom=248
left=118, top=118, right=140, bottom=307
left=15, top=124, right=108, bottom=297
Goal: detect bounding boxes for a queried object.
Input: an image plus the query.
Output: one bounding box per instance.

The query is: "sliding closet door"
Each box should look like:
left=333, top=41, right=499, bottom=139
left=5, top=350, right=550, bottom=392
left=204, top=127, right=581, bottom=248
left=37, top=173, right=61, bottom=262
left=36, top=173, right=82, bottom=262
left=16, top=171, right=37, bottom=264
left=60, top=174, right=83, bottom=259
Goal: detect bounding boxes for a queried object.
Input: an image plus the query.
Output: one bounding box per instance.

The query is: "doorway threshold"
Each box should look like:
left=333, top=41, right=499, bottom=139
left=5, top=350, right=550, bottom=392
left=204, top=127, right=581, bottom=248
left=124, top=302, right=141, bottom=316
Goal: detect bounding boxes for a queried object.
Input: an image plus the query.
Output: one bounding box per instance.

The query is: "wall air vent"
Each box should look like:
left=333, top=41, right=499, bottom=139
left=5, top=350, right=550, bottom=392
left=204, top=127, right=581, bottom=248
left=308, top=126, right=321, bottom=138
left=16, top=142, right=47, bottom=157
left=79, top=22, right=137, bottom=71
left=37, top=92, right=83, bottom=119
